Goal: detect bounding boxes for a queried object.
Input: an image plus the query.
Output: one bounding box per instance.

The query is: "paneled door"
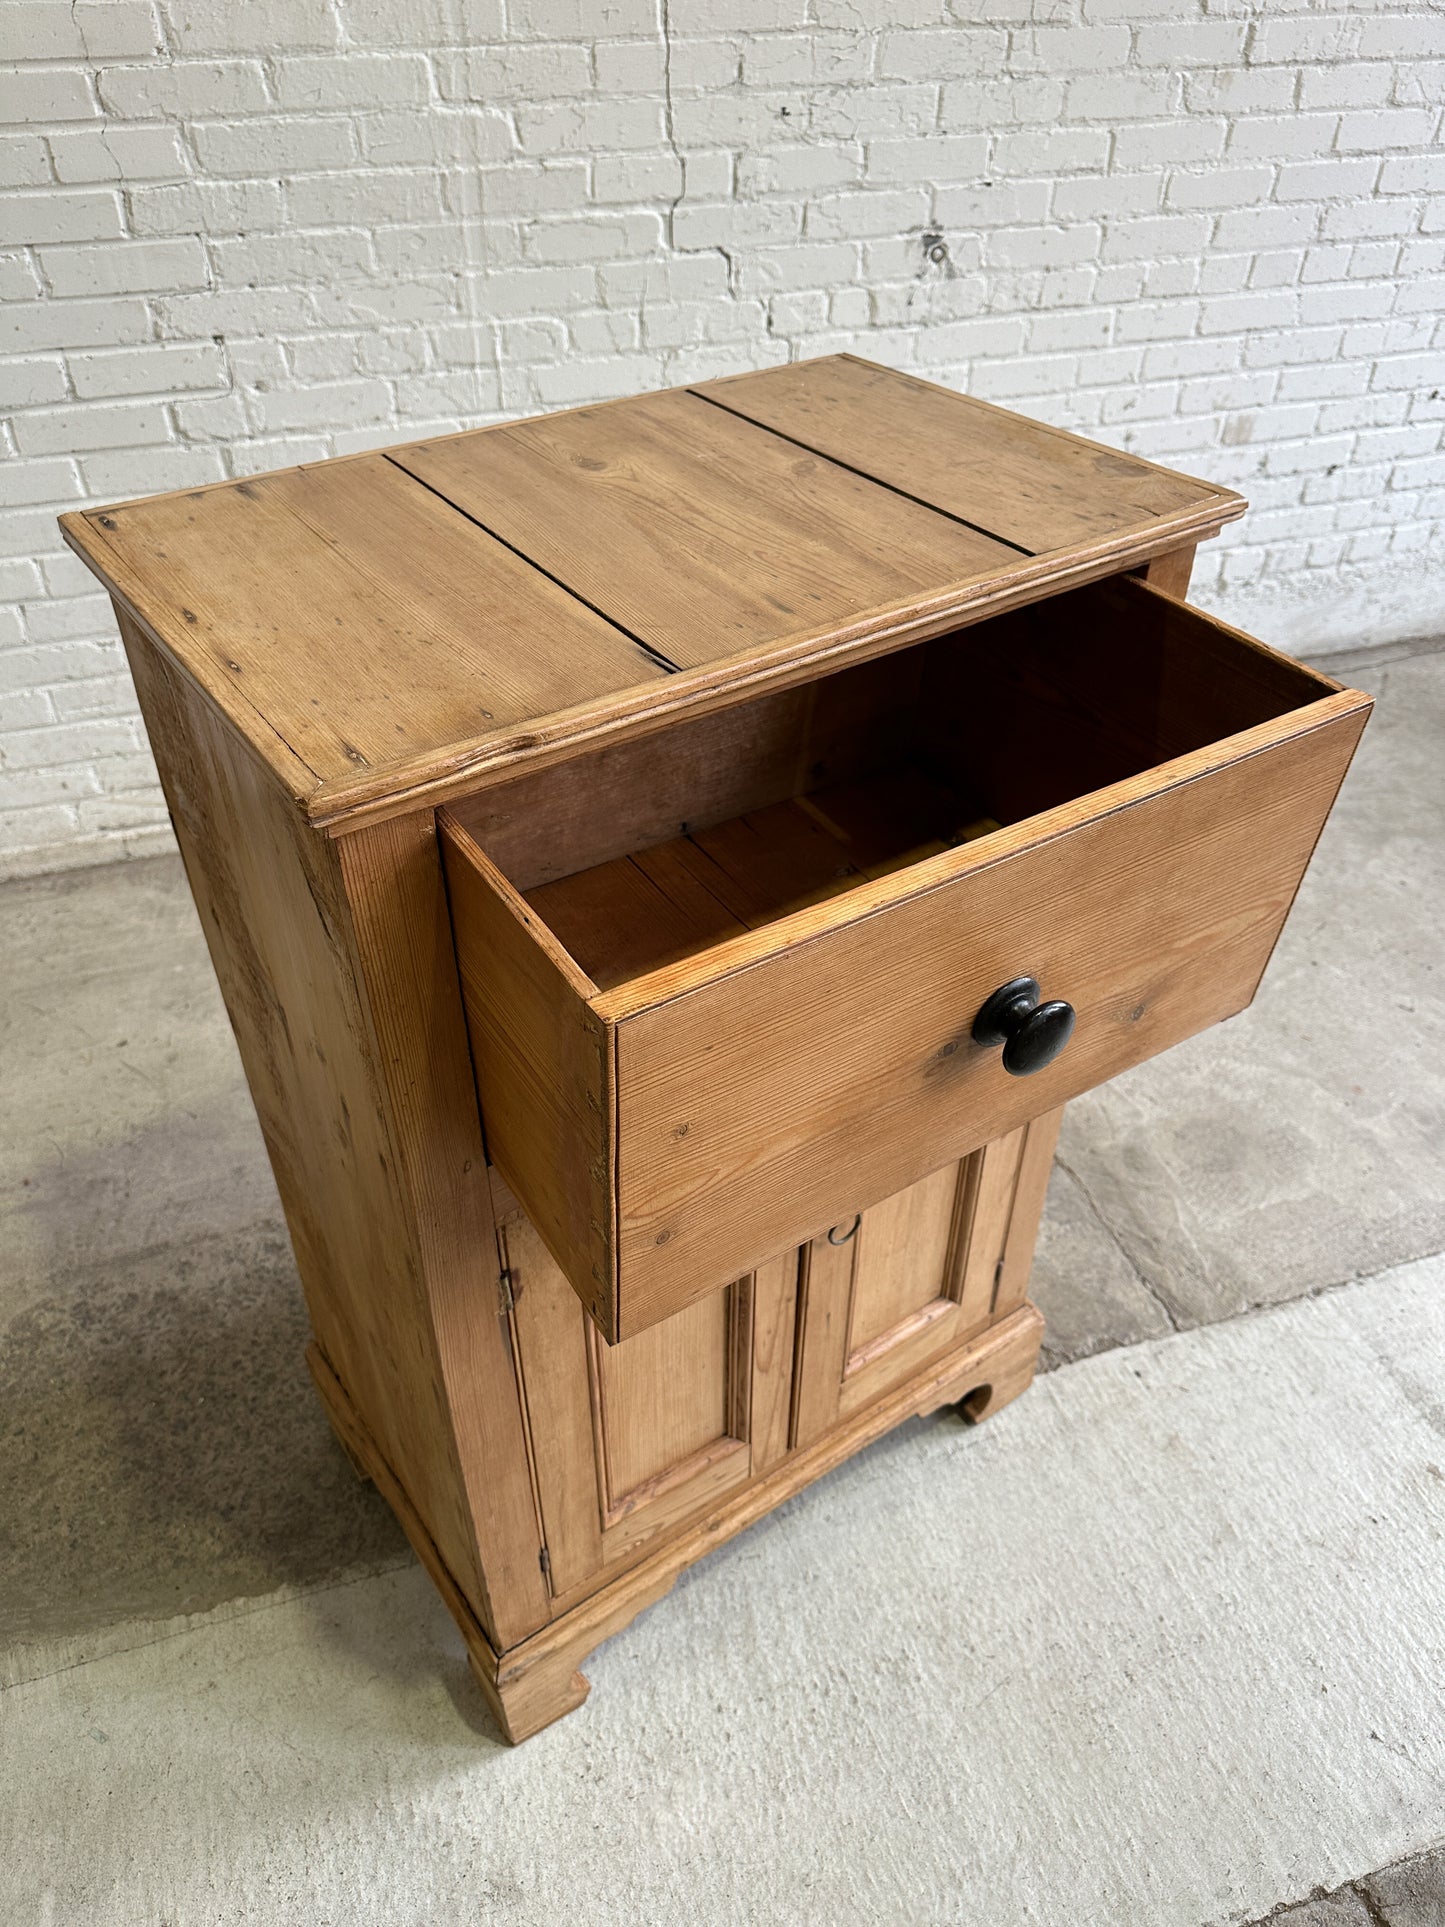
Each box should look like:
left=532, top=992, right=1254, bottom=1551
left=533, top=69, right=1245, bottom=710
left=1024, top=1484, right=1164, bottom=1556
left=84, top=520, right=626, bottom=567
left=791, top=1109, right=1062, bottom=1447
left=496, top=1109, right=1058, bottom=1612
left=497, top=1178, right=797, bottom=1610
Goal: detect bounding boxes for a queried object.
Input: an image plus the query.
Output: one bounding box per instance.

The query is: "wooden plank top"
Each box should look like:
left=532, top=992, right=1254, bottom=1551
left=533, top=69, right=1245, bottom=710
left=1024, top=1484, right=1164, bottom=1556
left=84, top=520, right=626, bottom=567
left=692, top=358, right=1216, bottom=552
left=64, top=453, right=668, bottom=788
left=391, top=386, right=1020, bottom=667
left=61, top=354, right=1245, bottom=832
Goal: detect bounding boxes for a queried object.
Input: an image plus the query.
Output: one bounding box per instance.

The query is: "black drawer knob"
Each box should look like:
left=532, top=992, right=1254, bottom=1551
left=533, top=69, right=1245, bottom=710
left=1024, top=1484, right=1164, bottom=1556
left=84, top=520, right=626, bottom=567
left=972, top=977, right=1075, bottom=1077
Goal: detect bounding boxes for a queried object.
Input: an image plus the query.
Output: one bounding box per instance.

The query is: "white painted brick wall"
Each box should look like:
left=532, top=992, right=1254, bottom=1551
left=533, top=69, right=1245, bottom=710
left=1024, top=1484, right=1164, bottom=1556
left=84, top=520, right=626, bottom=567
left=1, top=0, right=1442, bottom=879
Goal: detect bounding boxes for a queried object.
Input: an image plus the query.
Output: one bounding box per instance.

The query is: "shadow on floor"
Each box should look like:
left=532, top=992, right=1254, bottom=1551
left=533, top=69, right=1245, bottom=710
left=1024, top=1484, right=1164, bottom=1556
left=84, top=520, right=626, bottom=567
left=0, top=1215, right=404, bottom=1644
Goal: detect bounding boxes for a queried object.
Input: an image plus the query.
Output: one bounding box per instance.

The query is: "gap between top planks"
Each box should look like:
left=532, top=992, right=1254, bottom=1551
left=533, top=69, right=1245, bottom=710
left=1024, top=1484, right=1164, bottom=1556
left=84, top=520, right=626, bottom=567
left=58, top=355, right=1246, bottom=833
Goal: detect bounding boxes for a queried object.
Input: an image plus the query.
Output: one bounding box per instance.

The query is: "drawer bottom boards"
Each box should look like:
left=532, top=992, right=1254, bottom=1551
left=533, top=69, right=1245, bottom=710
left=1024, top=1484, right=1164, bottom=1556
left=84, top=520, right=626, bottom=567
left=521, top=768, right=1002, bottom=993
left=310, top=1116, right=1059, bottom=1742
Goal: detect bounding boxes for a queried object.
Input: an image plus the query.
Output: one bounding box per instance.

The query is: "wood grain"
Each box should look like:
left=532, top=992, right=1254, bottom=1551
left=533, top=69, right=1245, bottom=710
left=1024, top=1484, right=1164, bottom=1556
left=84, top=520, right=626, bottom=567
left=514, top=767, right=986, bottom=1000
left=525, top=851, right=746, bottom=994
left=793, top=1145, right=1007, bottom=1437
left=74, top=353, right=1363, bottom=1751
left=120, top=606, right=549, bottom=1649
left=264, top=453, right=667, bottom=710
left=62, top=358, right=1247, bottom=835
left=440, top=812, right=616, bottom=1334
left=442, top=571, right=1367, bottom=1338
left=486, top=564, right=1317, bottom=1003
left=607, top=697, right=1369, bottom=1333
left=300, top=507, right=1248, bottom=836
left=67, top=458, right=663, bottom=786
left=791, top=1226, right=858, bottom=1452
left=499, top=1304, right=1045, bottom=1737
left=503, top=1181, right=786, bottom=1611
left=952, top=1127, right=1027, bottom=1335
left=306, top=1337, right=590, bottom=1745
left=845, top=1161, right=962, bottom=1354
left=918, top=575, right=1330, bottom=828
left=490, top=567, right=1322, bottom=1002
left=390, top=385, right=1020, bottom=668
left=1139, top=544, right=1198, bottom=599
left=692, top=356, right=1242, bottom=554
left=596, top=1287, right=733, bottom=1498
left=500, top=1200, right=604, bottom=1599
left=452, top=644, right=923, bottom=893
left=334, top=811, right=551, bottom=1644
left=992, top=1108, right=1064, bottom=1321
left=311, top=1297, right=1043, bottom=1742
left=749, top=1251, right=799, bottom=1476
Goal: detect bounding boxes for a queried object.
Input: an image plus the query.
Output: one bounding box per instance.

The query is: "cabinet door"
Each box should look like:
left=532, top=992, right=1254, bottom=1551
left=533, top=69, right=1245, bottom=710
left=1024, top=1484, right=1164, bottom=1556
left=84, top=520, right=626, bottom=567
left=792, top=1107, right=1061, bottom=1447
left=498, top=1182, right=797, bottom=1608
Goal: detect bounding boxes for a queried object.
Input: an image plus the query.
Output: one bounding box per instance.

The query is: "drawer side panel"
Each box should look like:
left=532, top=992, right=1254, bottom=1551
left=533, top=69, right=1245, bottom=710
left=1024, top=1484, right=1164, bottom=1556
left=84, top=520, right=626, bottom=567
left=441, top=818, right=617, bottom=1336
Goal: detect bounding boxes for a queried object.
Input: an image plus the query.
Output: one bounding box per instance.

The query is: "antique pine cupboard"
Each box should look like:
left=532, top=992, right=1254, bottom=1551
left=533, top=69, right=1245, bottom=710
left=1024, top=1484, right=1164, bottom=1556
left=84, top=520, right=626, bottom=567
left=63, top=357, right=1370, bottom=1744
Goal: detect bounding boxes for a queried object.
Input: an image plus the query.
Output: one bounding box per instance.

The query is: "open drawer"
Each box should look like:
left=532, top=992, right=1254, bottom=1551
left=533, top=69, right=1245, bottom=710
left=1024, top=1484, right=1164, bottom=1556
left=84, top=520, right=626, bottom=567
left=441, top=575, right=1369, bottom=1342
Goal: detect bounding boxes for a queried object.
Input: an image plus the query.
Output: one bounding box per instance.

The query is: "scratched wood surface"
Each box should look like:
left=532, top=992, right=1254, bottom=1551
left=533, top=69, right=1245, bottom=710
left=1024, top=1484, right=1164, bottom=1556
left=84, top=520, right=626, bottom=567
left=391, top=385, right=1020, bottom=666
left=67, top=456, right=664, bottom=789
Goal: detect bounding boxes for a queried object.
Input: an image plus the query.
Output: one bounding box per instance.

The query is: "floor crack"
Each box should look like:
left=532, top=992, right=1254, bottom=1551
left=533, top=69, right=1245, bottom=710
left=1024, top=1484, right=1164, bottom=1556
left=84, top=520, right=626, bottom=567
left=1353, top=1877, right=1400, bottom=1927
left=1054, top=1151, right=1182, bottom=1333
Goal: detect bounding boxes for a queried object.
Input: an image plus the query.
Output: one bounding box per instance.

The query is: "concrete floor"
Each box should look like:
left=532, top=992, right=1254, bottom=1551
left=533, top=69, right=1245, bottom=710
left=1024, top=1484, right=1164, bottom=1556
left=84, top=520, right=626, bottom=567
left=2, top=643, right=1443, bottom=1921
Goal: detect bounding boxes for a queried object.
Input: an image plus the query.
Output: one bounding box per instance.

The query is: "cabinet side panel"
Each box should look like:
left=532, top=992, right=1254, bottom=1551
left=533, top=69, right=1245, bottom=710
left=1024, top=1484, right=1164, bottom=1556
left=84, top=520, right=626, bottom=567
left=337, top=814, right=552, bottom=1646
left=1139, top=545, right=1196, bottom=600
left=119, top=607, right=547, bottom=1645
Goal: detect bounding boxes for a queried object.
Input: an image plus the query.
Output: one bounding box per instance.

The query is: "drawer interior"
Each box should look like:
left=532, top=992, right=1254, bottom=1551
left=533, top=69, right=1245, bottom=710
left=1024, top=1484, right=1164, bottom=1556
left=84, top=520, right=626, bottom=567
left=453, top=575, right=1334, bottom=993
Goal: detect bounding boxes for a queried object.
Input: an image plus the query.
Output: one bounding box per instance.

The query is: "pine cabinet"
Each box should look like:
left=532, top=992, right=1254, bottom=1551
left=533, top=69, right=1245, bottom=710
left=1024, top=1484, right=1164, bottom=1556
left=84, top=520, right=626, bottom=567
left=62, top=355, right=1369, bottom=1743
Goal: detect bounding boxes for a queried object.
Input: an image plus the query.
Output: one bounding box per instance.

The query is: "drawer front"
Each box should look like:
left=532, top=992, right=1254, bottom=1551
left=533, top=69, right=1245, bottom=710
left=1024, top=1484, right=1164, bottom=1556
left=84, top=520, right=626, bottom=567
left=608, top=701, right=1365, bottom=1333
